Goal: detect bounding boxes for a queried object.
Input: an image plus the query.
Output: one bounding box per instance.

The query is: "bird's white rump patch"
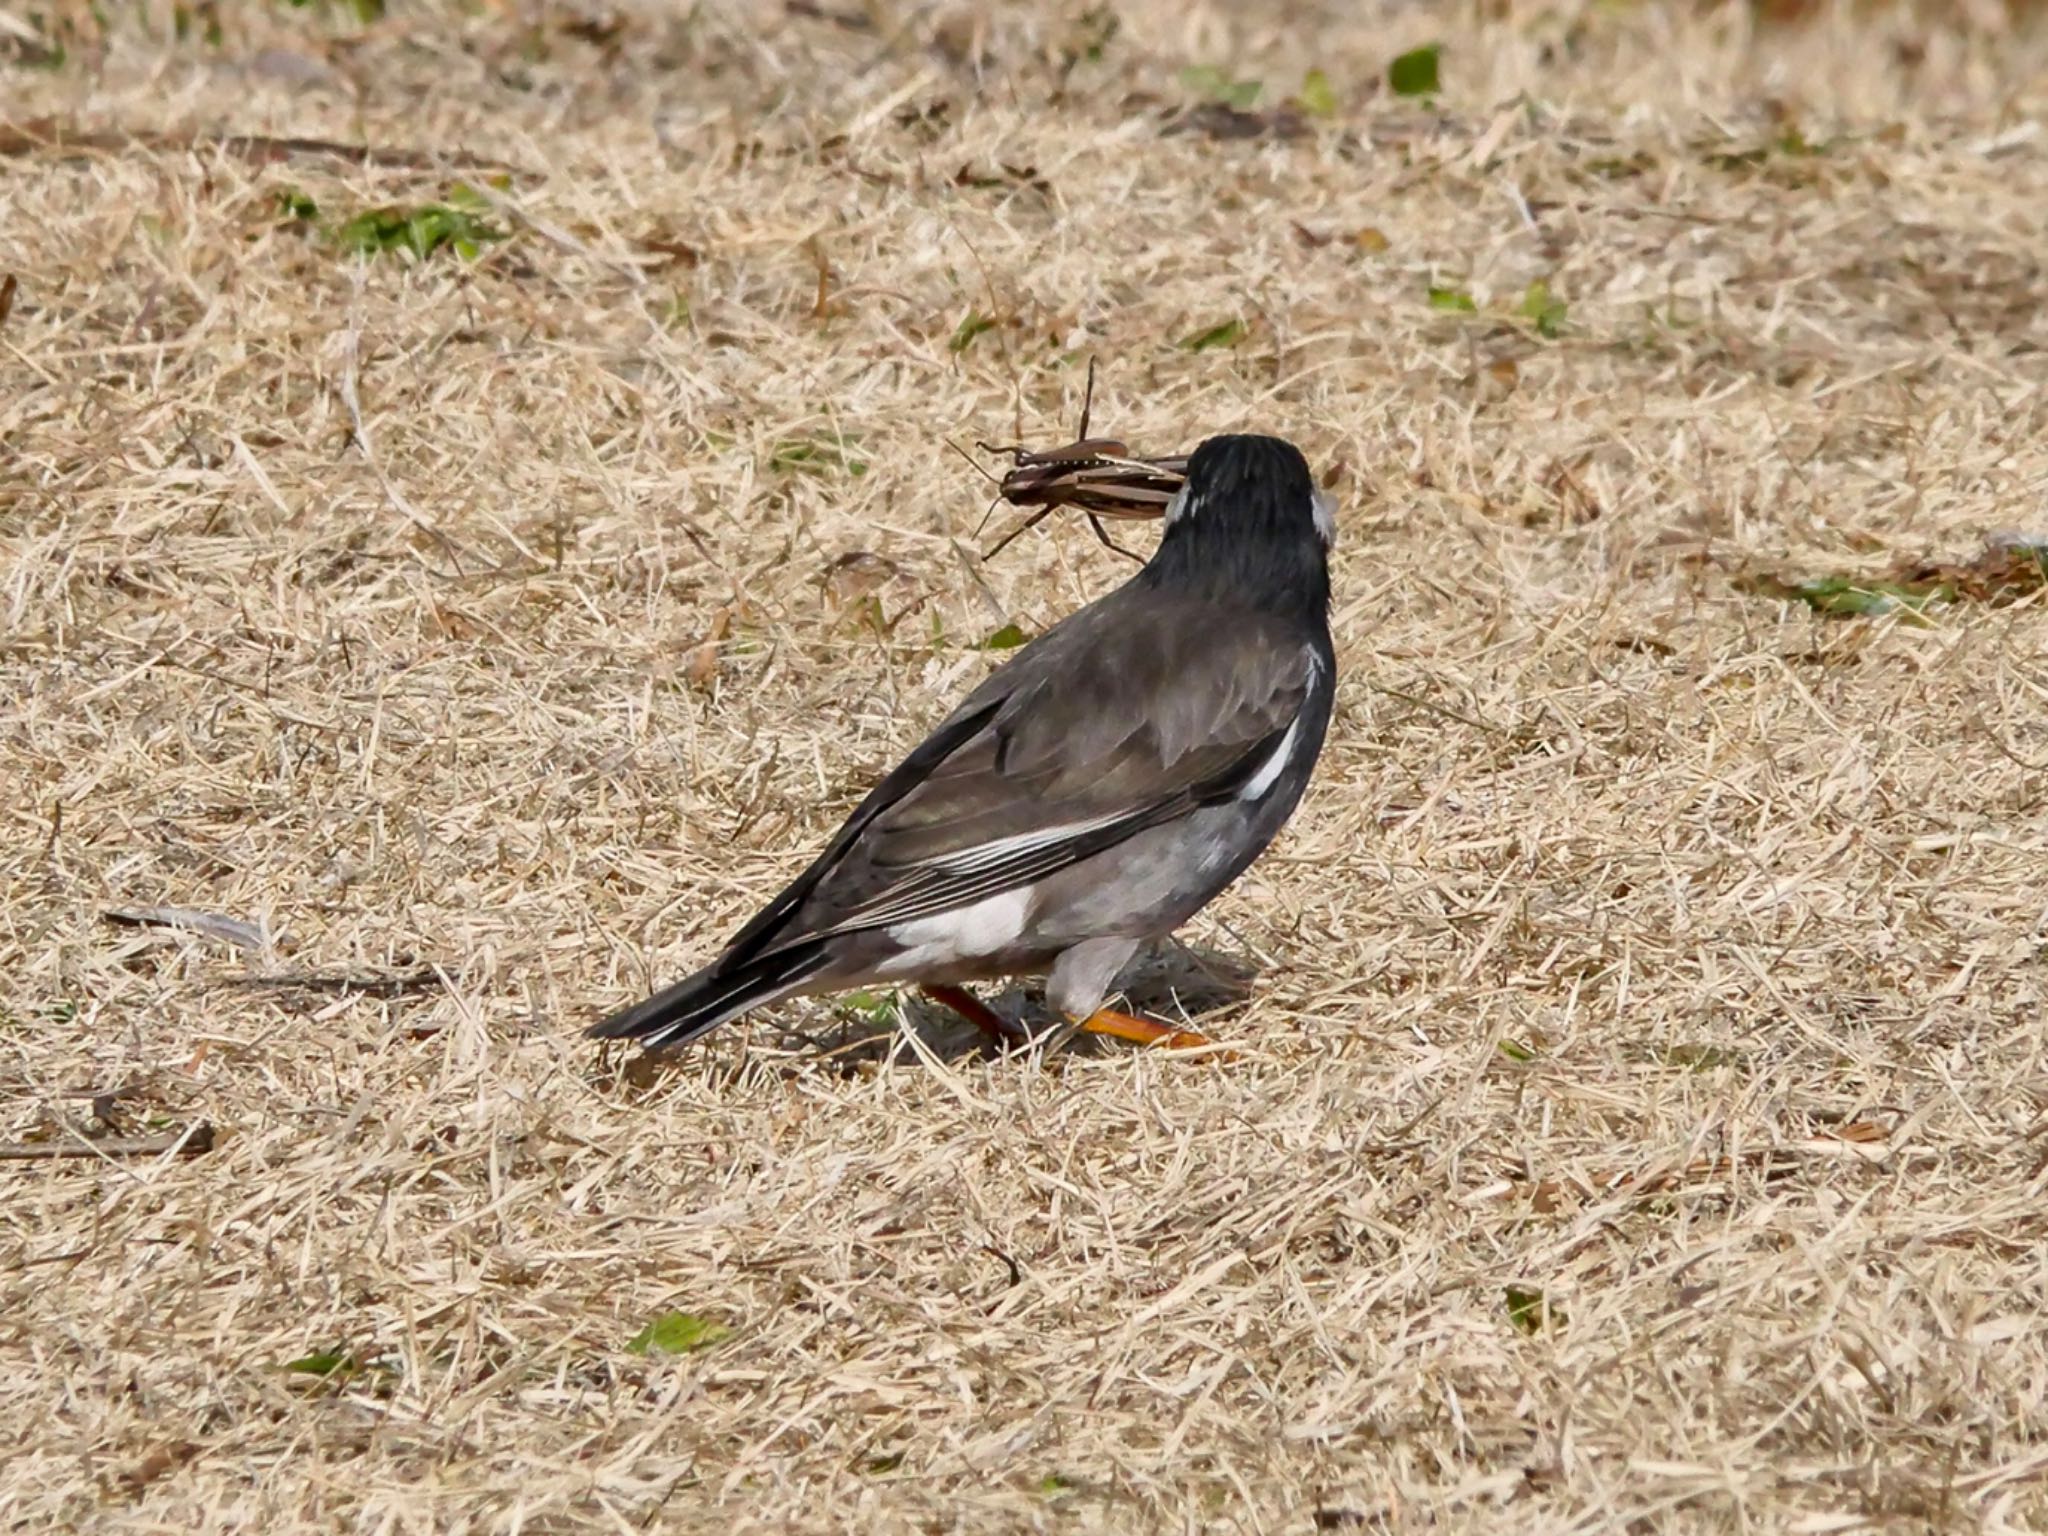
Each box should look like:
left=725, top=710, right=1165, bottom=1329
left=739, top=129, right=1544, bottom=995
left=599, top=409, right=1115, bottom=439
left=880, top=885, right=1033, bottom=973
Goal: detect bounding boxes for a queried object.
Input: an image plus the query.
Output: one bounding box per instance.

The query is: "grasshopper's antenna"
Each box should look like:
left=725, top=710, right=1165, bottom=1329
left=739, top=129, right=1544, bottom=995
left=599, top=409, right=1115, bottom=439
left=946, top=438, right=1010, bottom=538
left=947, top=437, right=1001, bottom=486
left=1077, top=356, right=1097, bottom=441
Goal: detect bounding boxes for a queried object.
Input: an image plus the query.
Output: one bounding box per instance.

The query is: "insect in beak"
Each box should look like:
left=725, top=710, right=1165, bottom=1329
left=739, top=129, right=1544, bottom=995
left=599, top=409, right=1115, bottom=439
left=962, top=360, right=1191, bottom=563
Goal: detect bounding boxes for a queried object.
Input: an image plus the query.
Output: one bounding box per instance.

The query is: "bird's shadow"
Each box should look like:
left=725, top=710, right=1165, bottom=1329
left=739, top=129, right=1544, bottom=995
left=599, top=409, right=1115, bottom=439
left=602, top=937, right=1263, bottom=1090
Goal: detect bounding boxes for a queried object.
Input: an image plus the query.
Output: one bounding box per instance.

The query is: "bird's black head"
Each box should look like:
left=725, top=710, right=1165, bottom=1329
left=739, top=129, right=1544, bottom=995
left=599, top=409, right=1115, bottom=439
left=1139, top=433, right=1333, bottom=618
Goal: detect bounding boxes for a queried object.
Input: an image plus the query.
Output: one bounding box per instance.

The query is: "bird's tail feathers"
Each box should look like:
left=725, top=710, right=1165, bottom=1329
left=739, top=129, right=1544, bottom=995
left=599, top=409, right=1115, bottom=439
left=587, top=942, right=830, bottom=1053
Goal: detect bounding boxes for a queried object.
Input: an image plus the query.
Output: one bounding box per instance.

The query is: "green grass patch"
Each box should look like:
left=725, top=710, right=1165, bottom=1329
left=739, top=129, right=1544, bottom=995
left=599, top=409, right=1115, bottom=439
left=626, top=1312, right=732, bottom=1356
left=1179, top=65, right=1262, bottom=108
left=1505, top=1285, right=1565, bottom=1334
left=771, top=432, right=868, bottom=477
left=1179, top=318, right=1246, bottom=351
left=951, top=311, right=997, bottom=352
left=274, top=181, right=510, bottom=263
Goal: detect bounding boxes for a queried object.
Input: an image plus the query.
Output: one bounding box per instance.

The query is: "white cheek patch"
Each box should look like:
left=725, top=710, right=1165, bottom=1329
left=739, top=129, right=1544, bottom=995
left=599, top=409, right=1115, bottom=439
left=1163, top=485, right=1194, bottom=526
left=1310, top=488, right=1338, bottom=547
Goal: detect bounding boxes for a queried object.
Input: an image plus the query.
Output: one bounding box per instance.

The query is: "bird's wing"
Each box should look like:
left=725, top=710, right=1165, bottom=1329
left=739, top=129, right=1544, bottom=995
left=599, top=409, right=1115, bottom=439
left=726, top=592, right=1322, bottom=955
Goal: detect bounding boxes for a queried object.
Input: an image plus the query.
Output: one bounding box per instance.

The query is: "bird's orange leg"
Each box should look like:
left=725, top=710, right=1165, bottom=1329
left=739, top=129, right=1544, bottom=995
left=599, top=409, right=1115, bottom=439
left=1070, top=1007, right=1230, bottom=1058
left=923, top=986, right=1229, bottom=1060
left=922, top=984, right=1026, bottom=1045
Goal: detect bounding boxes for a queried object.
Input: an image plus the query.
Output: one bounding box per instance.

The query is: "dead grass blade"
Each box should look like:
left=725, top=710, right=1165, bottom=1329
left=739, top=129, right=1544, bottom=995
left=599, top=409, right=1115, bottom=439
left=6, top=3, right=2048, bottom=1531
left=0, top=1122, right=214, bottom=1161
left=0, top=117, right=531, bottom=174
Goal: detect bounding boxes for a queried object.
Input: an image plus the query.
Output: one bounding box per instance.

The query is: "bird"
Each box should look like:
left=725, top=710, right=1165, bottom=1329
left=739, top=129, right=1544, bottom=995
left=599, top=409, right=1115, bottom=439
left=590, top=431, right=1337, bottom=1058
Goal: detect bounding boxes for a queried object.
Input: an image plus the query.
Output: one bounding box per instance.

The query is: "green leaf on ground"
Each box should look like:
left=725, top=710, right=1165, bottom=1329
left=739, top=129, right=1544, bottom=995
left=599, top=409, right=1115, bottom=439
left=1388, top=44, right=1440, bottom=97
left=1179, top=65, right=1262, bottom=108
left=1297, top=68, right=1339, bottom=117
left=286, top=0, right=386, bottom=19
left=979, top=623, right=1030, bottom=650
left=284, top=1350, right=356, bottom=1377
left=626, top=1312, right=732, bottom=1356
left=1519, top=280, right=1569, bottom=337
left=1427, top=286, right=1477, bottom=313
left=834, top=990, right=899, bottom=1025
left=333, top=189, right=505, bottom=262
left=771, top=433, right=868, bottom=477
left=1505, top=1286, right=1563, bottom=1334
left=1741, top=574, right=1949, bottom=621
left=1179, top=318, right=1246, bottom=351
left=1497, top=1039, right=1536, bottom=1062
left=1817, top=580, right=1942, bottom=616
left=951, top=311, right=997, bottom=352
left=276, top=188, right=320, bottom=224
left=282, top=1348, right=397, bottom=1385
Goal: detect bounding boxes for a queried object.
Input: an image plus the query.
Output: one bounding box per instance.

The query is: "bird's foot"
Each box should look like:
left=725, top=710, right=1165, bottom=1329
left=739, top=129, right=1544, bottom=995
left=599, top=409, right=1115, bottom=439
left=921, top=985, right=1230, bottom=1061
left=1069, top=1006, right=1231, bottom=1058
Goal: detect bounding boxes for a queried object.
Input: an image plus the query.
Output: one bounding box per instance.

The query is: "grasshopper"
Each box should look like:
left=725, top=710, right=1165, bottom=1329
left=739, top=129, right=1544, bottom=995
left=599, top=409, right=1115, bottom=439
left=964, top=361, right=1191, bottom=563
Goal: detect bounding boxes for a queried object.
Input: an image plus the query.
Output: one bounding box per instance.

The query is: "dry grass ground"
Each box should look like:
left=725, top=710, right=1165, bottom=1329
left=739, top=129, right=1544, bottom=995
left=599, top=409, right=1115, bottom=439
left=6, top=0, right=2048, bottom=1530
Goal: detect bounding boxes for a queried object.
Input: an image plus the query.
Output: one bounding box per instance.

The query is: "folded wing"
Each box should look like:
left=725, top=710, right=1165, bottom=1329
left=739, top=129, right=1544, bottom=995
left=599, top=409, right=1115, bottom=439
left=726, top=593, right=1318, bottom=956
